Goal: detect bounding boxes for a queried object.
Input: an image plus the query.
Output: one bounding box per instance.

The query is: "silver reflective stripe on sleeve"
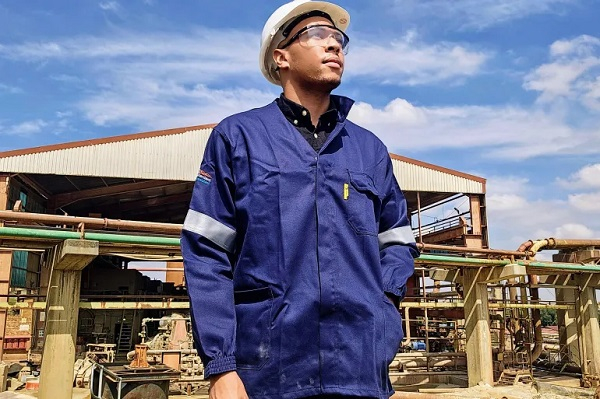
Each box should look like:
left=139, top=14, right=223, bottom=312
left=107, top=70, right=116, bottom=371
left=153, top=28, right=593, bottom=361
left=378, top=225, right=416, bottom=249
left=183, top=209, right=236, bottom=252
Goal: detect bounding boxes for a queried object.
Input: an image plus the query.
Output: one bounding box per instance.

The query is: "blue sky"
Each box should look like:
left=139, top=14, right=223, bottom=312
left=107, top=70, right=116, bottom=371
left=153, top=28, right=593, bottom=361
left=1, top=0, right=600, bottom=254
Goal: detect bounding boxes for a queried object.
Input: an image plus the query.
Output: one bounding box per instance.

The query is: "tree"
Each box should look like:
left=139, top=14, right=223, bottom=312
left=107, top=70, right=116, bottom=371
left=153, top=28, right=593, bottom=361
left=540, top=308, right=557, bottom=326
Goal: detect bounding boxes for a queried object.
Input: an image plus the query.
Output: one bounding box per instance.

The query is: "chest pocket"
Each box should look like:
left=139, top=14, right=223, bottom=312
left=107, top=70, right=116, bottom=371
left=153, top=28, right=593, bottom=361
left=346, top=171, right=381, bottom=236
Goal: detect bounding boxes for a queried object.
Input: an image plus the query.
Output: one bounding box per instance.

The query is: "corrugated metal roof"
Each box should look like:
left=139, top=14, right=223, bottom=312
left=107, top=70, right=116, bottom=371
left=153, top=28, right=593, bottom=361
left=0, top=125, right=485, bottom=194
left=391, top=155, right=485, bottom=194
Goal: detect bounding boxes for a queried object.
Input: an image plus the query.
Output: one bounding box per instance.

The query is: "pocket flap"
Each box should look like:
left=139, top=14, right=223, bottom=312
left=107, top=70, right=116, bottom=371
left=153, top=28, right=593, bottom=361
left=348, top=171, right=379, bottom=196
left=234, top=286, right=273, bottom=304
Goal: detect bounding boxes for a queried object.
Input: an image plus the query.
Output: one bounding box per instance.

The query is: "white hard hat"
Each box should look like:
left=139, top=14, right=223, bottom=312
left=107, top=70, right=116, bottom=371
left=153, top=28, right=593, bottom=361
left=259, top=0, right=350, bottom=85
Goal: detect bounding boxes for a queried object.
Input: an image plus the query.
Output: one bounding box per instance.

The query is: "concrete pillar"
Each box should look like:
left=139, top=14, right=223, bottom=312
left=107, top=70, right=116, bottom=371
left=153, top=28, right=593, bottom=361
left=38, top=240, right=98, bottom=399
left=576, top=275, right=600, bottom=377
left=463, top=268, right=494, bottom=386
left=556, top=287, right=579, bottom=364
left=0, top=174, right=11, bottom=361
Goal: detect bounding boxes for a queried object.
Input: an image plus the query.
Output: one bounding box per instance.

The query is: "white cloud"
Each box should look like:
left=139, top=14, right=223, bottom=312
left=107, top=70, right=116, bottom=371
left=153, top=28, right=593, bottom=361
left=0, top=83, right=22, bottom=94
left=550, top=35, right=600, bottom=57
left=99, top=1, right=121, bottom=12
left=486, top=176, right=530, bottom=196
left=2, top=119, right=47, bottom=136
left=348, top=98, right=599, bottom=159
left=457, top=173, right=599, bottom=251
left=553, top=223, right=595, bottom=238
left=347, top=32, right=490, bottom=85
left=0, top=29, right=259, bottom=72
left=1, top=28, right=598, bottom=160
left=393, top=0, right=577, bottom=31
left=0, top=27, right=492, bottom=130
left=557, top=163, right=600, bottom=189
left=524, top=35, right=600, bottom=109
left=0, top=29, right=271, bottom=129
left=487, top=194, right=529, bottom=212
left=568, top=192, right=600, bottom=212
left=79, top=85, right=275, bottom=130
left=50, top=74, right=88, bottom=85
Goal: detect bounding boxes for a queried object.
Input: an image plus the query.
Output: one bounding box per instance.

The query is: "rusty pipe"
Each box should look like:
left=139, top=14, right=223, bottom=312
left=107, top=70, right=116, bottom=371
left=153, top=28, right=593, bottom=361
left=546, top=238, right=600, bottom=249
left=417, top=243, right=527, bottom=258
left=518, top=238, right=600, bottom=256
left=517, top=240, right=534, bottom=253
left=394, top=357, right=467, bottom=369
left=402, top=307, right=412, bottom=347
left=528, top=274, right=544, bottom=362
left=126, top=348, right=198, bottom=361
left=529, top=239, right=550, bottom=256
left=391, top=392, right=463, bottom=399
left=0, top=210, right=182, bottom=235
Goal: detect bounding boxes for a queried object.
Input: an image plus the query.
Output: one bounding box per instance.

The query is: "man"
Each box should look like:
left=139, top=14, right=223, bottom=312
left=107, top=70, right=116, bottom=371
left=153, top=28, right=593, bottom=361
left=181, top=1, right=418, bottom=398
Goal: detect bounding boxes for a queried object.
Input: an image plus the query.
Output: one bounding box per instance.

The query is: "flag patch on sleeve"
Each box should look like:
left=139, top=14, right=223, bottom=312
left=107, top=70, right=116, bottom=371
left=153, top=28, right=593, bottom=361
left=197, top=169, right=212, bottom=185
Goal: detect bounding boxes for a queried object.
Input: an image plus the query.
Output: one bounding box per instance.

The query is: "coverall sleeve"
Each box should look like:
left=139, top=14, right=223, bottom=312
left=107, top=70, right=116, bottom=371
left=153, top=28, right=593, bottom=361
left=181, top=128, right=238, bottom=378
left=376, top=154, right=419, bottom=302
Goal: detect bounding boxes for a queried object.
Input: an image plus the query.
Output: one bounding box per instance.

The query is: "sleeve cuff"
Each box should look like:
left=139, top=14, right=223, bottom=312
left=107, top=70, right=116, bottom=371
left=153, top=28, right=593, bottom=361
left=204, top=356, right=237, bottom=379
left=384, top=284, right=407, bottom=302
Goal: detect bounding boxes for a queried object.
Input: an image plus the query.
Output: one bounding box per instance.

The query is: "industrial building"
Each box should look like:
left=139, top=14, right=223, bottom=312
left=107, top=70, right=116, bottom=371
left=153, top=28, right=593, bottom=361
left=0, top=124, right=598, bottom=398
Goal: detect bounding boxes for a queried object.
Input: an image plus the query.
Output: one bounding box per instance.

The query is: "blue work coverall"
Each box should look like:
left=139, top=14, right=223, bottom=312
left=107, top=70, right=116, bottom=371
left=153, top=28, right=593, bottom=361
left=181, top=95, right=418, bottom=399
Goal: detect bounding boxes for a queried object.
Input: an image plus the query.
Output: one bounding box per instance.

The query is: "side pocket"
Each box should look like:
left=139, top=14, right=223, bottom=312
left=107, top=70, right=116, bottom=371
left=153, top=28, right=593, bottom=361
left=234, top=287, right=273, bottom=369
left=382, top=297, right=403, bottom=366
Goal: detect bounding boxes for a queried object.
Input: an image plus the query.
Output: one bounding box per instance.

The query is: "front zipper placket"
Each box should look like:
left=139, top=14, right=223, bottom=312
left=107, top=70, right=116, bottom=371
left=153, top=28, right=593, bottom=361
left=314, top=150, right=324, bottom=391
left=313, top=120, right=345, bottom=391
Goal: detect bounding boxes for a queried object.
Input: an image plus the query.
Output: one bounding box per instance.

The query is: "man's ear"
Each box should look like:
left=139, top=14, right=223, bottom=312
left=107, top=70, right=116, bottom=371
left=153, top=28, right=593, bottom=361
left=273, top=49, right=290, bottom=72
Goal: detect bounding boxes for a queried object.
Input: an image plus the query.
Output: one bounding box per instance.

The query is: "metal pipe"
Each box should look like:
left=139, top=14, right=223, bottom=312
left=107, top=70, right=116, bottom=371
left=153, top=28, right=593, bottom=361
left=517, top=240, right=534, bottom=253
left=395, top=358, right=467, bottom=369
left=529, top=274, right=544, bottom=362
left=0, top=210, right=182, bottom=235
left=126, top=348, right=198, bottom=361
left=411, top=193, right=464, bottom=215
left=529, top=239, right=550, bottom=255
left=391, top=392, right=463, bottom=399
left=517, top=238, right=600, bottom=256
left=402, top=307, right=412, bottom=347
left=417, top=211, right=469, bottom=230
left=417, top=192, right=423, bottom=244
left=2, top=225, right=599, bottom=273
left=0, top=226, right=180, bottom=246
left=416, top=254, right=600, bottom=272
left=129, top=268, right=183, bottom=272
left=417, top=243, right=527, bottom=257
left=0, top=301, right=580, bottom=310
left=546, top=238, right=600, bottom=249
left=421, top=269, right=429, bottom=355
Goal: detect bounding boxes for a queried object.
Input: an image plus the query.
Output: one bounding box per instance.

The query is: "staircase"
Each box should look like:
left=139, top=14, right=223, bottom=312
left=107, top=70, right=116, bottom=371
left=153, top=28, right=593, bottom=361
left=116, top=309, right=136, bottom=354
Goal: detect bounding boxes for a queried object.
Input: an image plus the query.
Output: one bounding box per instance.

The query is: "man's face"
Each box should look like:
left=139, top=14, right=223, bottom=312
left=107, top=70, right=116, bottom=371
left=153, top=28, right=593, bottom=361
left=274, top=16, right=346, bottom=91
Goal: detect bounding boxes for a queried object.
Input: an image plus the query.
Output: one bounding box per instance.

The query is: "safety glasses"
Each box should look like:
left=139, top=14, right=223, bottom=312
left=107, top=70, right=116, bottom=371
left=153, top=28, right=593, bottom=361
left=280, top=24, right=350, bottom=54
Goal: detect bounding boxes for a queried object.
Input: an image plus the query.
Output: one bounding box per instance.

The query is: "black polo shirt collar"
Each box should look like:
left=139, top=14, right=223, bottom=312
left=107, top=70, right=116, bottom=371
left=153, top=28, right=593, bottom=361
left=276, top=94, right=338, bottom=133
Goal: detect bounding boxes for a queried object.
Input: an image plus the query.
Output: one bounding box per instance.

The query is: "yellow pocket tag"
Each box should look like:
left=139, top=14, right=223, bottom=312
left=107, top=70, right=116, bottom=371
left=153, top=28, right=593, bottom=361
left=343, top=183, right=349, bottom=200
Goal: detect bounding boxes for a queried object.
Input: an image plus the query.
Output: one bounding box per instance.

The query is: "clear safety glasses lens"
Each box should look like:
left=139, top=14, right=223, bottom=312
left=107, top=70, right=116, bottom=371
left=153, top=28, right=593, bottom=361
left=281, top=24, right=350, bottom=54
left=300, top=26, right=349, bottom=53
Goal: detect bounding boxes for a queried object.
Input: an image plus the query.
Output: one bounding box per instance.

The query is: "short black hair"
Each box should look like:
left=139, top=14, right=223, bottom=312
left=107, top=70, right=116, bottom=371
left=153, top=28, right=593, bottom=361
left=281, top=10, right=334, bottom=38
